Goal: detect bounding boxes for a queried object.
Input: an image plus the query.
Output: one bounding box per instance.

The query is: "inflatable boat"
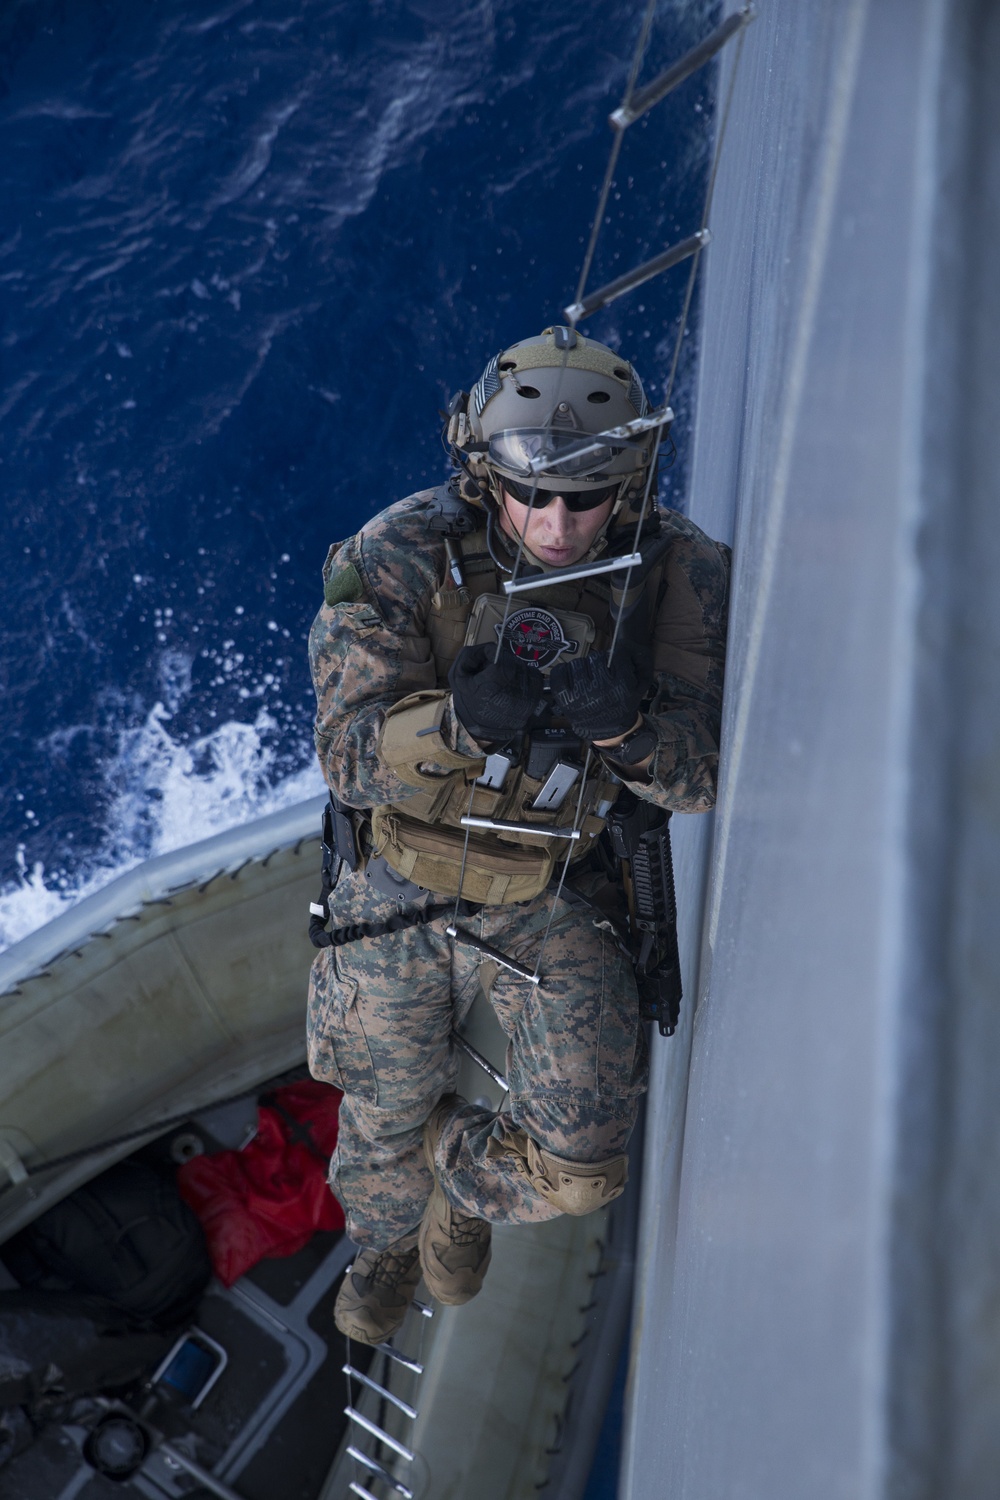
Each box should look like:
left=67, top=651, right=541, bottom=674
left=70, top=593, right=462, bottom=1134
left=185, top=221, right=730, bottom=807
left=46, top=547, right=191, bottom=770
left=0, top=797, right=636, bottom=1499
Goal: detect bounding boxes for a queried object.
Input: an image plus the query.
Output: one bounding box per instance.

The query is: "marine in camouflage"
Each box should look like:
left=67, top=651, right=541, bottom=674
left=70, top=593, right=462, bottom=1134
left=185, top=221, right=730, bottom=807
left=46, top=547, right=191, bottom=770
left=307, top=486, right=729, bottom=1244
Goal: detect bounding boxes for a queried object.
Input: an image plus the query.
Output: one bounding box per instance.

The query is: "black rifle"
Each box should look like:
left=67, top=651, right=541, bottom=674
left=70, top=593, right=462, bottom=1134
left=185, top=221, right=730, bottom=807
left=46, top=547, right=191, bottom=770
left=602, top=522, right=683, bottom=1035
left=605, top=789, right=683, bottom=1037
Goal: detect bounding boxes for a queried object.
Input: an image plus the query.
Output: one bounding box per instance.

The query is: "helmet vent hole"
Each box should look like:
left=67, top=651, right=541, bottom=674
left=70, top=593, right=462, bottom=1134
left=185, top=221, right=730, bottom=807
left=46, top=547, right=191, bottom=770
left=499, top=359, right=517, bottom=370
left=587, top=391, right=611, bottom=403
left=613, top=366, right=630, bottom=379
left=515, top=385, right=540, bottom=398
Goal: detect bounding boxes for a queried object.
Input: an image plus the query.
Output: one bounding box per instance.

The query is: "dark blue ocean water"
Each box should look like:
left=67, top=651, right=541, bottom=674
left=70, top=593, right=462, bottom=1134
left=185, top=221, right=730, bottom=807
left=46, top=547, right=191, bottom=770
left=0, top=0, right=714, bottom=949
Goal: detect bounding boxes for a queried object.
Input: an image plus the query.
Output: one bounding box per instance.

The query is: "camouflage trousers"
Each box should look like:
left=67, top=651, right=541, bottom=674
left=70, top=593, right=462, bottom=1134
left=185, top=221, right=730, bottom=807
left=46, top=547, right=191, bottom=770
left=307, top=868, right=647, bottom=1249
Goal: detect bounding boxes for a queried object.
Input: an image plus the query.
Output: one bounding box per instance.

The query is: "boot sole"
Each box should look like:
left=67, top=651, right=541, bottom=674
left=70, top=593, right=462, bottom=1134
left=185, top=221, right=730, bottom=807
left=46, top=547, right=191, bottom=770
left=334, top=1300, right=407, bottom=1344
left=334, top=1253, right=420, bottom=1345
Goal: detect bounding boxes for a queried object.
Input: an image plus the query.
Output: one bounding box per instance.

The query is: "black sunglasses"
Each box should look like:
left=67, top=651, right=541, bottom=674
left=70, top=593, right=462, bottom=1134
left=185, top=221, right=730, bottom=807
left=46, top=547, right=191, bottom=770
left=502, top=478, right=618, bottom=512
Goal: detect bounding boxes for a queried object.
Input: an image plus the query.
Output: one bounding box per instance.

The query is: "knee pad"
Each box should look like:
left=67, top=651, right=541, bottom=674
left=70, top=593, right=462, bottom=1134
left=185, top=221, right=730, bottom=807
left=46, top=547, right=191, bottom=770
left=486, top=1123, right=627, bottom=1215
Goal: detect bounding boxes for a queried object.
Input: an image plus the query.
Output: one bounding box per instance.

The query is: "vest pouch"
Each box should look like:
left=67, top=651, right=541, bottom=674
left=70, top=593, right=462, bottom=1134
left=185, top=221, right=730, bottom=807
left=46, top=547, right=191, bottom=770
left=428, top=586, right=473, bottom=681
left=431, top=766, right=529, bottom=830
left=389, top=763, right=537, bottom=837
left=422, top=765, right=571, bottom=835
left=369, top=806, right=556, bottom=906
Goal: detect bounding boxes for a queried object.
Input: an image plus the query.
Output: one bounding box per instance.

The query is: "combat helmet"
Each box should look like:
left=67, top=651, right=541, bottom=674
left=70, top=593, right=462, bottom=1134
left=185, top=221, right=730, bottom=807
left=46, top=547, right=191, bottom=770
left=447, top=327, right=653, bottom=511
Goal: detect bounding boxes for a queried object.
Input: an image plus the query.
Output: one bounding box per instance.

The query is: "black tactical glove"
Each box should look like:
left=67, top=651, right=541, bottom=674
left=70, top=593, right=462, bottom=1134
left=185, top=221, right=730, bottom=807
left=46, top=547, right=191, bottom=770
left=449, top=642, right=546, bottom=744
left=549, top=650, right=646, bottom=742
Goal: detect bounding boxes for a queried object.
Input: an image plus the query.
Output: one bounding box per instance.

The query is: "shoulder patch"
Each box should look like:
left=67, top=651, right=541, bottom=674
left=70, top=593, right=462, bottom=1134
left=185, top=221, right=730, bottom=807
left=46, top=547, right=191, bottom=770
left=324, top=562, right=364, bottom=607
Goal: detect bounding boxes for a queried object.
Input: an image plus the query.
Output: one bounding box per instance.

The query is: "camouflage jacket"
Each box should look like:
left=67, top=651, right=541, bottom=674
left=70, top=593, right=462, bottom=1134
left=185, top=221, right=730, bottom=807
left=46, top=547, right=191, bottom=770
left=309, top=489, right=730, bottom=816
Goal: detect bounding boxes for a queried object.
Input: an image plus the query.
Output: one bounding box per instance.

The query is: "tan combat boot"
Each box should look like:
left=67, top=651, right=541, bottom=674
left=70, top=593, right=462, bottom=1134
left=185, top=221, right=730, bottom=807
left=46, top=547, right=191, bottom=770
left=419, top=1094, right=492, bottom=1306
left=334, top=1238, right=422, bottom=1345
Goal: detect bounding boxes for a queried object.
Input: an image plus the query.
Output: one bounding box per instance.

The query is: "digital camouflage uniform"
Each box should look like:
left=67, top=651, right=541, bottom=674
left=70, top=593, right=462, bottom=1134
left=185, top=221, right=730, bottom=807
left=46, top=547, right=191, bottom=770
left=307, top=490, right=729, bottom=1250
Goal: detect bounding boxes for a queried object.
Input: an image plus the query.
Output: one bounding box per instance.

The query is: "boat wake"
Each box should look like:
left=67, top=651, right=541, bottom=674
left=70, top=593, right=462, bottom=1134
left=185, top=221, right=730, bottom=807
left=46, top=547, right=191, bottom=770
left=0, top=701, right=322, bottom=953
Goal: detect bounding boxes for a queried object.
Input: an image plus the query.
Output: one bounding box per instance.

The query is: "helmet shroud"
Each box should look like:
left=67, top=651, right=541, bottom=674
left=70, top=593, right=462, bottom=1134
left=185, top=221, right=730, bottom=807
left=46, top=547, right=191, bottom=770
left=453, top=328, right=653, bottom=517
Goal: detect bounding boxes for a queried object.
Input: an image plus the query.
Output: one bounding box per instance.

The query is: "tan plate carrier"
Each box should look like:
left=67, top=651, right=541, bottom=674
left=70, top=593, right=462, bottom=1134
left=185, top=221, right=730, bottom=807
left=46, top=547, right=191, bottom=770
left=371, top=523, right=660, bottom=906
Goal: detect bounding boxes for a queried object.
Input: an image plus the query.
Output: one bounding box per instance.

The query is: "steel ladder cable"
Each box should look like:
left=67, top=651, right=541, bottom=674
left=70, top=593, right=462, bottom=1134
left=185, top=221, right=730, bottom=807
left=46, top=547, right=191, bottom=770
left=492, top=0, right=660, bottom=661
left=458, top=330, right=575, bottom=937
left=454, top=6, right=750, bottom=983
left=461, top=3, right=667, bottom=984
left=660, top=14, right=749, bottom=415
left=529, top=745, right=597, bottom=984
left=519, top=2, right=669, bottom=985
left=530, top=8, right=752, bottom=984
left=455, top=336, right=573, bottom=938
left=448, top=779, right=478, bottom=936
left=574, top=0, right=659, bottom=310
left=607, top=16, right=750, bottom=666
left=472, top=1, right=661, bottom=984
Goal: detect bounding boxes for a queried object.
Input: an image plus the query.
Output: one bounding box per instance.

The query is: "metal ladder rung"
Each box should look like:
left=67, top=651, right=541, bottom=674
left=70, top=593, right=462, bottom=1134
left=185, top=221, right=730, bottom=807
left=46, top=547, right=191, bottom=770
left=344, top=1364, right=418, bottom=1421
left=610, top=6, right=755, bottom=130
left=453, top=1032, right=509, bottom=1094
left=447, top=926, right=541, bottom=985
left=501, top=553, right=643, bottom=596
left=345, top=1408, right=415, bottom=1463
left=565, top=232, right=709, bottom=324
left=526, top=408, right=673, bottom=478
left=460, top=816, right=581, bottom=840
left=374, top=1344, right=425, bottom=1375
left=347, top=1445, right=415, bottom=1498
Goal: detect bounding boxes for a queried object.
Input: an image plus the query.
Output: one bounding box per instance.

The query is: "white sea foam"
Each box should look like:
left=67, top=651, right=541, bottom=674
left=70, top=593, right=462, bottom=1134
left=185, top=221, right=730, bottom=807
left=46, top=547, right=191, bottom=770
left=0, top=701, right=323, bottom=955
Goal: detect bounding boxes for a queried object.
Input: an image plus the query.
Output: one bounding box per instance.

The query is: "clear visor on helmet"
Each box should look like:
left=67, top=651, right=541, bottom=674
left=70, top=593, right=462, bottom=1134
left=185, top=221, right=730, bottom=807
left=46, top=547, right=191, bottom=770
left=487, top=426, right=627, bottom=481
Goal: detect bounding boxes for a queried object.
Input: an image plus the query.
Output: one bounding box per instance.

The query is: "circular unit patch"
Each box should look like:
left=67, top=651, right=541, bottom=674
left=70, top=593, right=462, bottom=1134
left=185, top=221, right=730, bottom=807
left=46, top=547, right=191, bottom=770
left=494, top=606, right=580, bottom=669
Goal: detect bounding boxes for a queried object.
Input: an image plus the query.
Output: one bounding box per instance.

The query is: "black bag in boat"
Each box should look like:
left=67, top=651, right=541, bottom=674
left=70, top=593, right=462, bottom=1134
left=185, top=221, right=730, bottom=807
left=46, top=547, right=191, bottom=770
left=0, top=1402, right=33, bottom=1471
left=0, top=1160, right=211, bottom=1329
left=0, top=1290, right=172, bottom=1413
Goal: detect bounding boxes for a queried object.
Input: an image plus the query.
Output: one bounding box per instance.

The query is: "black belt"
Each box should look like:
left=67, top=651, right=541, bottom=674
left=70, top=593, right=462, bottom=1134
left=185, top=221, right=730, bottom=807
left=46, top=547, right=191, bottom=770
left=311, top=896, right=482, bottom=950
